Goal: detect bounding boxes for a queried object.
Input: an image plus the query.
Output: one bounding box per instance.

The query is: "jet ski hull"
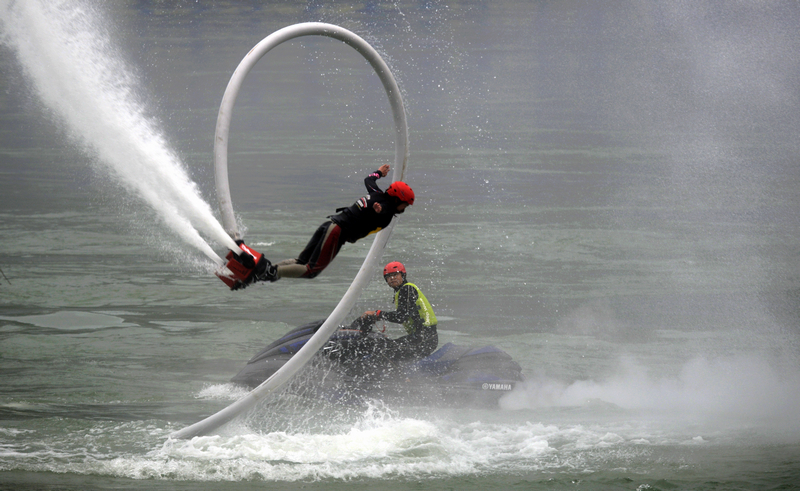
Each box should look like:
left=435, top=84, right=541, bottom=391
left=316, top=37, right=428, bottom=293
left=231, top=320, right=524, bottom=407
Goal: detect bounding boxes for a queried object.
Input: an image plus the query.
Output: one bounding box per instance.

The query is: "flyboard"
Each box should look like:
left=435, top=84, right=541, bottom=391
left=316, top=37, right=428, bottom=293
left=171, top=23, right=408, bottom=439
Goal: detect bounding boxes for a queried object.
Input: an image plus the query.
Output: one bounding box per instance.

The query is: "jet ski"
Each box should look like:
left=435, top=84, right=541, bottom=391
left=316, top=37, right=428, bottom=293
left=230, top=319, right=524, bottom=407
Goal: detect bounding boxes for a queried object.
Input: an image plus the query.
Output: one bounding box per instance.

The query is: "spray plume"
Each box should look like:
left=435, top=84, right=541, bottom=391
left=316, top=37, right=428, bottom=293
left=0, top=0, right=239, bottom=265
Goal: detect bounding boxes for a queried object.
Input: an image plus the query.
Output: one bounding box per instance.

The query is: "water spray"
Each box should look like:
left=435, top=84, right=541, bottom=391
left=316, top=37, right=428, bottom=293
left=0, top=0, right=237, bottom=267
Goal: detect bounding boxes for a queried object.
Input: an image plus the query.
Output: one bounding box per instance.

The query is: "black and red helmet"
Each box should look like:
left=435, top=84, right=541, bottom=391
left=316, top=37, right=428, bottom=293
left=383, top=261, right=406, bottom=278
left=386, top=181, right=415, bottom=205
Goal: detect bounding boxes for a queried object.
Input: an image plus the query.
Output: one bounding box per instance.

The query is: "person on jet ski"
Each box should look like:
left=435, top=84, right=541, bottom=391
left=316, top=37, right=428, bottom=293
left=233, top=164, right=414, bottom=289
left=354, top=261, right=438, bottom=361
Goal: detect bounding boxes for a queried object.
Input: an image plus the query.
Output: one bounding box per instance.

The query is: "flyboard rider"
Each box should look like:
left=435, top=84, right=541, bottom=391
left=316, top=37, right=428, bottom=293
left=217, top=163, right=415, bottom=290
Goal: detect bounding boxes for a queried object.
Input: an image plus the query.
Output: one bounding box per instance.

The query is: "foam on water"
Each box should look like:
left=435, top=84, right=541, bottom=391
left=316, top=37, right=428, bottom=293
left=35, top=411, right=671, bottom=481
left=0, top=389, right=781, bottom=482
left=0, top=0, right=237, bottom=265
left=154, top=403, right=553, bottom=481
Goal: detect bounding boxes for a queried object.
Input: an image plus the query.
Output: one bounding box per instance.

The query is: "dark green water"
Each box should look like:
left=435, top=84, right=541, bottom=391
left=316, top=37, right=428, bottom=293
left=1, top=1, right=799, bottom=489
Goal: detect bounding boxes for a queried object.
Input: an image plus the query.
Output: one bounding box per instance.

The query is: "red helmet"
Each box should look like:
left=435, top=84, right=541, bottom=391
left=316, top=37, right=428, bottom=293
left=386, top=181, right=415, bottom=205
left=383, top=261, right=406, bottom=277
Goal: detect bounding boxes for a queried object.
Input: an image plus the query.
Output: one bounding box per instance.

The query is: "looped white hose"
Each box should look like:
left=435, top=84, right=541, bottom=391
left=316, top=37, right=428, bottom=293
left=172, top=22, right=408, bottom=439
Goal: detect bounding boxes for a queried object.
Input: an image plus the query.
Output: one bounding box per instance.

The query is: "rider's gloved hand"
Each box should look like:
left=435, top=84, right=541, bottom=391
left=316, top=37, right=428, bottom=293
left=358, top=311, right=381, bottom=334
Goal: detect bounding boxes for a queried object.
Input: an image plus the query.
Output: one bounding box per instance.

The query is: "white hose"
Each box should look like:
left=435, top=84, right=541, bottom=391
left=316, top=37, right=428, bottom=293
left=172, top=23, right=408, bottom=439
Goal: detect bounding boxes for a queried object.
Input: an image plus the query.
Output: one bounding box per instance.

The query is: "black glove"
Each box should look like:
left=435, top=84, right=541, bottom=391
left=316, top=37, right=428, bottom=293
left=358, top=316, right=377, bottom=335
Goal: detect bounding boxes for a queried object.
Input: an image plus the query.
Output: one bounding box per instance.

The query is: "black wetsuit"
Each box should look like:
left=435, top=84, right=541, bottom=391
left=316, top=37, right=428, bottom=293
left=329, top=170, right=398, bottom=243
left=277, top=170, right=399, bottom=279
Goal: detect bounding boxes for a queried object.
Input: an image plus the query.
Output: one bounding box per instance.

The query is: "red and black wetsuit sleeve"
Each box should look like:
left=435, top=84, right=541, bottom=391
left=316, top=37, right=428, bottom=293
left=378, top=284, right=424, bottom=330
left=364, top=170, right=384, bottom=194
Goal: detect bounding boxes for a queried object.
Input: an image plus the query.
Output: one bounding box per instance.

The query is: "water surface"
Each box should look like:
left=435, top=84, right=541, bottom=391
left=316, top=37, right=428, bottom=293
left=1, top=1, right=799, bottom=489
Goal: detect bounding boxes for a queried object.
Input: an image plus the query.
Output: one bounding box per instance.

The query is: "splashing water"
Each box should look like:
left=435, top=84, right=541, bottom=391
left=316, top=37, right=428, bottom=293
left=0, top=0, right=238, bottom=265
left=501, top=352, right=800, bottom=432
